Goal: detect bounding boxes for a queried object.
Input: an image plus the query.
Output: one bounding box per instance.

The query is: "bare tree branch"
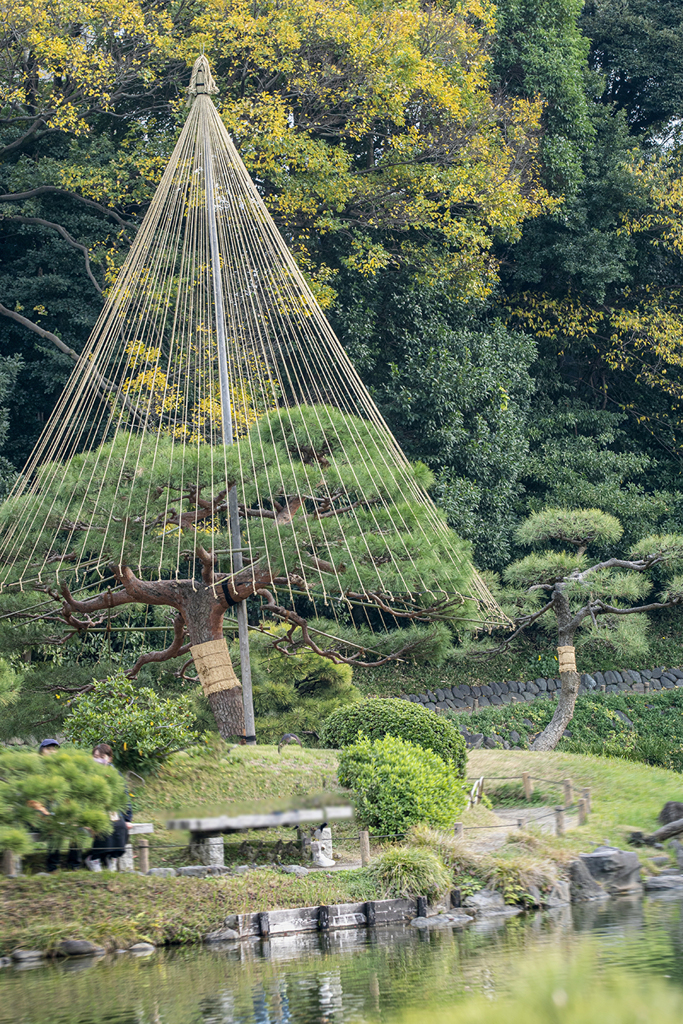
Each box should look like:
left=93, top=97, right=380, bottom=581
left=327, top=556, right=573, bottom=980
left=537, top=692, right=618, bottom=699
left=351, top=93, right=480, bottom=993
left=125, top=613, right=190, bottom=678
left=0, top=302, right=82, bottom=361
left=256, top=587, right=433, bottom=667
left=0, top=186, right=135, bottom=229
left=0, top=303, right=148, bottom=424
left=0, top=118, right=48, bottom=159
left=591, top=598, right=681, bottom=616
left=5, top=214, right=103, bottom=294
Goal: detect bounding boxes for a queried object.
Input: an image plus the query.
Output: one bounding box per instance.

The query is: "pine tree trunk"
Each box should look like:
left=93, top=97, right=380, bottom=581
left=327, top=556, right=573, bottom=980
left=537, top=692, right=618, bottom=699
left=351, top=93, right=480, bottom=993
left=181, top=586, right=245, bottom=742
left=531, top=591, right=578, bottom=751
left=206, top=687, right=245, bottom=741
left=530, top=667, right=580, bottom=751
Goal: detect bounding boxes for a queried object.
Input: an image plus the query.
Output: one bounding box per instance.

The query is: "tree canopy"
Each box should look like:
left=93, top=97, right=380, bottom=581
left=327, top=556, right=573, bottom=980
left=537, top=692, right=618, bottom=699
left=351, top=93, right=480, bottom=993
left=3, top=0, right=683, bottom=701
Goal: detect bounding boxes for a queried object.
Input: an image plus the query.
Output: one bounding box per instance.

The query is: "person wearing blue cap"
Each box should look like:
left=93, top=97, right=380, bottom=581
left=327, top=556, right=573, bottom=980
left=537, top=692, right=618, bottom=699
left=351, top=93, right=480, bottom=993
left=38, top=738, right=60, bottom=755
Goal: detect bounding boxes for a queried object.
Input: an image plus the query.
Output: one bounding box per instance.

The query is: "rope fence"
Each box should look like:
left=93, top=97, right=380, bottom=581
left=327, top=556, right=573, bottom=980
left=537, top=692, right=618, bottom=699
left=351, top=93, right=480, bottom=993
left=134, top=773, right=592, bottom=873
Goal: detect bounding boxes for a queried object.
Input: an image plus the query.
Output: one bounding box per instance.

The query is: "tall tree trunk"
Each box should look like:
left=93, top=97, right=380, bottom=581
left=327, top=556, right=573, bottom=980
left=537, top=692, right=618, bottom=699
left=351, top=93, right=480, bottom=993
left=181, top=585, right=245, bottom=742
left=98, top=565, right=254, bottom=741
left=531, top=591, right=579, bottom=751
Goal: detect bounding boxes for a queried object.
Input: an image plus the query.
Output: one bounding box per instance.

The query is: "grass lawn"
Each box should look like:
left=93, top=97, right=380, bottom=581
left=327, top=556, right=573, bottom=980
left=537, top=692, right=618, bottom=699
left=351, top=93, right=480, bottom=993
left=3, top=747, right=682, bottom=955
left=0, top=869, right=382, bottom=955
left=130, top=742, right=358, bottom=870
left=468, top=748, right=683, bottom=858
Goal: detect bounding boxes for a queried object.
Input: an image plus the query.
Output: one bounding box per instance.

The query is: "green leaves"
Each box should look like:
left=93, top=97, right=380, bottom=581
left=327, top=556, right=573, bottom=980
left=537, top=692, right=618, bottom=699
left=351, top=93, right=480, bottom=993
left=630, top=534, right=683, bottom=566
left=64, top=671, right=198, bottom=772
left=321, top=696, right=467, bottom=775
left=515, top=507, right=623, bottom=551
left=0, top=748, right=126, bottom=854
left=503, top=550, right=587, bottom=589
left=337, top=732, right=467, bottom=834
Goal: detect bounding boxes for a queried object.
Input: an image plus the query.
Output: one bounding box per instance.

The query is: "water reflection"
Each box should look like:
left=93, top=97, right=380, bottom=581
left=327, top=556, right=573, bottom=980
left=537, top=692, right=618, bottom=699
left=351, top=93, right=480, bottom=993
left=1, top=895, right=682, bottom=1024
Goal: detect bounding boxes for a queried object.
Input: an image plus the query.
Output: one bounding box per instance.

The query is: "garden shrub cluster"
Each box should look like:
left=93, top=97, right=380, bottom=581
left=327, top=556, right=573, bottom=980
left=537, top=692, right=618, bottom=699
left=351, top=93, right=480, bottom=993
left=321, top=697, right=467, bottom=775
left=64, top=671, right=198, bottom=772
left=452, top=689, right=683, bottom=771
left=0, top=748, right=126, bottom=855
left=337, top=733, right=467, bottom=834
left=366, top=845, right=452, bottom=901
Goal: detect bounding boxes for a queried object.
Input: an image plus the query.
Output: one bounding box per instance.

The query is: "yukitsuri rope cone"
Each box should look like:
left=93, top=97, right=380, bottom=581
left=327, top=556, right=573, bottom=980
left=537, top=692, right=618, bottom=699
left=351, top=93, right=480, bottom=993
left=0, top=57, right=508, bottom=738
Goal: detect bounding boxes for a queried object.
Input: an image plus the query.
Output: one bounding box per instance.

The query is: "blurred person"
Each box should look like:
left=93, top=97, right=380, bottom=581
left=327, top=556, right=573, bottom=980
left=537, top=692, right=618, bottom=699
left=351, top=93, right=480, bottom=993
left=84, top=743, right=133, bottom=872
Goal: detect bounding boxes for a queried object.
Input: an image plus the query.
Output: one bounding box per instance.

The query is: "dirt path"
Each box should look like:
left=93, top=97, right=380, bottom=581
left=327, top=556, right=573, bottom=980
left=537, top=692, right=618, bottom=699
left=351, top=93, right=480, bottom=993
left=465, top=806, right=578, bottom=853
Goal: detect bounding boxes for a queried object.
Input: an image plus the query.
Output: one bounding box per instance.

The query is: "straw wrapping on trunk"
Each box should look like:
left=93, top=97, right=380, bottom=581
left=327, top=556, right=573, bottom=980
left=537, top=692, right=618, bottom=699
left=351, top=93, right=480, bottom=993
left=557, top=645, right=576, bottom=673
left=191, top=638, right=240, bottom=696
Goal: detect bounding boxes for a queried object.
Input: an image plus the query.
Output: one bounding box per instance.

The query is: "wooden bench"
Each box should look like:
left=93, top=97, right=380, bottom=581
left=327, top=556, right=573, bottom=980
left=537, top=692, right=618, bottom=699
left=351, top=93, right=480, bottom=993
left=166, top=805, right=353, bottom=868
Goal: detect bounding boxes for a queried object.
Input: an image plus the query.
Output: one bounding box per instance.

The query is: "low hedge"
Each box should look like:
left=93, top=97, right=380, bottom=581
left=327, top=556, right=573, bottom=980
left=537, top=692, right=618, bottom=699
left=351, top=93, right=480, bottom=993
left=321, top=698, right=467, bottom=776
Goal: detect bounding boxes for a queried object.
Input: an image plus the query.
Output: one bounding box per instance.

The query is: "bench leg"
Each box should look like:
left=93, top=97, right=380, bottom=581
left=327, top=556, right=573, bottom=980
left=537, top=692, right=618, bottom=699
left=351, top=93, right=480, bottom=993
left=190, top=834, right=225, bottom=867
left=117, top=843, right=135, bottom=872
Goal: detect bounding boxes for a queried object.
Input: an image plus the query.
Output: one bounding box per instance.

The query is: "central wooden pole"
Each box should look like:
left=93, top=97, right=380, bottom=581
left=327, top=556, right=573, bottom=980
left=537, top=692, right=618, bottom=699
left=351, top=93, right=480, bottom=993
left=200, top=89, right=256, bottom=743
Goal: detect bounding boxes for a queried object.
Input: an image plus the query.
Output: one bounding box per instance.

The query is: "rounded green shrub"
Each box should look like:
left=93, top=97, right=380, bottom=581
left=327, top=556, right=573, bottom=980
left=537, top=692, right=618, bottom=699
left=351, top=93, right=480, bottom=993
left=64, top=670, right=198, bottom=772
left=321, top=697, right=466, bottom=776
left=338, top=733, right=467, bottom=834
left=366, top=846, right=452, bottom=901
left=0, top=748, right=126, bottom=855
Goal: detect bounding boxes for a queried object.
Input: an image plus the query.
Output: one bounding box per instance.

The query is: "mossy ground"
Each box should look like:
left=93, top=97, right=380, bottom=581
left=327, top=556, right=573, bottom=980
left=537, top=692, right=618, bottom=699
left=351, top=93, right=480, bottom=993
left=5, top=747, right=683, bottom=954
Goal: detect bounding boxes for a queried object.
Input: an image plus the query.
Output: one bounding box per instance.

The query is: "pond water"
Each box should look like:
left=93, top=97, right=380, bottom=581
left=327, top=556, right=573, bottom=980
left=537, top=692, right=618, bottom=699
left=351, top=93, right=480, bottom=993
left=2, top=894, right=683, bottom=1024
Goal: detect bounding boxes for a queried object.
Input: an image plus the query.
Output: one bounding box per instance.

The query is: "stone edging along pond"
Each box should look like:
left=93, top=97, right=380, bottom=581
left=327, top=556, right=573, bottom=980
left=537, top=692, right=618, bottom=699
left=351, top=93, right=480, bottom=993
left=399, top=666, right=683, bottom=716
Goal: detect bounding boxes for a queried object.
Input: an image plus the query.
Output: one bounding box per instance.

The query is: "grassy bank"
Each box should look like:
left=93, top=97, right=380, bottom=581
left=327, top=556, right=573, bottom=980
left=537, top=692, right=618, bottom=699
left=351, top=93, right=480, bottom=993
left=4, top=749, right=683, bottom=954
left=129, top=742, right=355, bottom=871
left=0, top=869, right=381, bottom=955
left=453, top=689, right=683, bottom=770
left=468, top=749, right=683, bottom=856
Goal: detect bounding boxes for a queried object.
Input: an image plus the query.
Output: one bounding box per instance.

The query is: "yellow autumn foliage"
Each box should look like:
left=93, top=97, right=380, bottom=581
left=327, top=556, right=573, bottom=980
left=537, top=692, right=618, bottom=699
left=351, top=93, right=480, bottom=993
left=1, top=0, right=557, bottom=302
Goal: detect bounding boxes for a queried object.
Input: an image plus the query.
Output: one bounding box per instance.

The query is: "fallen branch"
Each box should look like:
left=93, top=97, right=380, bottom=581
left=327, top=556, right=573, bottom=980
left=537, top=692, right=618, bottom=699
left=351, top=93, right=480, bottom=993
left=629, top=817, right=683, bottom=846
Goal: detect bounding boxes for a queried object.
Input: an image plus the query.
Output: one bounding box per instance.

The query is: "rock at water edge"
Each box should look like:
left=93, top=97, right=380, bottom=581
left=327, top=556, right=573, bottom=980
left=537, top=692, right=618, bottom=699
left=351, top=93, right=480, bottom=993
left=569, top=859, right=608, bottom=902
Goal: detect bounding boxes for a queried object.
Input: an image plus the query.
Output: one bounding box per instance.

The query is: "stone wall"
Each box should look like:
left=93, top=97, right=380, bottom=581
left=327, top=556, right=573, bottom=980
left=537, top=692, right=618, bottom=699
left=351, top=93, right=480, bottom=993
left=400, top=666, right=683, bottom=715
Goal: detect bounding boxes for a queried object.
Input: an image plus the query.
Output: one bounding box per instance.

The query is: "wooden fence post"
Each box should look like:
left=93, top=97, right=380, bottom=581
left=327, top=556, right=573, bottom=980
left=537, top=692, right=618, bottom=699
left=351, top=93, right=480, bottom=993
left=359, top=830, right=371, bottom=867
left=453, top=822, right=464, bottom=839
left=577, top=798, right=587, bottom=826
left=563, top=778, right=573, bottom=807
left=137, top=838, right=149, bottom=875
left=318, top=905, right=330, bottom=930
left=555, top=806, right=565, bottom=837
left=1, top=850, right=19, bottom=876
left=365, top=901, right=376, bottom=926
left=258, top=911, right=270, bottom=938
left=522, top=772, right=533, bottom=800
left=581, top=787, right=592, bottom=814
left=517, top=817, right=525, bottom=829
